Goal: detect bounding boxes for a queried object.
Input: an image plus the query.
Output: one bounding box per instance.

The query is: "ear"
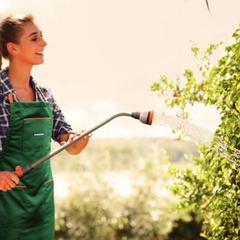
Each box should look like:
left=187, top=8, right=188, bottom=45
left=6, top=42, right=18, bottom=56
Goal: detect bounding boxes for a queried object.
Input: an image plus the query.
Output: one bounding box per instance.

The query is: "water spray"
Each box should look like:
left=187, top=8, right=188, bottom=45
left=152, top=112, right=240, bottom=167
left=152, top=112, right=214, bottom=145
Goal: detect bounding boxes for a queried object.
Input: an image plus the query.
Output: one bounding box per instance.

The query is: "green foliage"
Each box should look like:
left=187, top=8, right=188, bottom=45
left=151, top=25, right=240, bottom=239
left=168, top=212, right=205, bottom=240
left=55, top=174, right=115, bottom=239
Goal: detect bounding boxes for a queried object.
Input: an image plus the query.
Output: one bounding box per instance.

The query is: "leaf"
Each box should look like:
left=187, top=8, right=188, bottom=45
left=235, top=99, right=240, bottom=112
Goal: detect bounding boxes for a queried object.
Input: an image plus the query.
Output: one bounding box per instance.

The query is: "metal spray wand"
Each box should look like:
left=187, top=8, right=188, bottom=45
left=14, top=110, right=154, bottom=178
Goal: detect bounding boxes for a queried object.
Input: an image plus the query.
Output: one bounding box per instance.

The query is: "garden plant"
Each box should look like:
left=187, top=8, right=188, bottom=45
left=151, top=25, right=240, bottom=239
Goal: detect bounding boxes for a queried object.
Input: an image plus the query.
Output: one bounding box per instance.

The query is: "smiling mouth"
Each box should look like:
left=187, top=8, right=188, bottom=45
left=36, top=52, right=43, bottom=55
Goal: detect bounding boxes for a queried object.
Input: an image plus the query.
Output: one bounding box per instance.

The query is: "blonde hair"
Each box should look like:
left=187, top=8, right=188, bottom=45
left=0, top=13, right=35, bottom=70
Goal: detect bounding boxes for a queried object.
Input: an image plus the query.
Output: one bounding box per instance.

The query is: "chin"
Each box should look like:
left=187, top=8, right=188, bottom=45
left=34, top=60, right=45, bottom=65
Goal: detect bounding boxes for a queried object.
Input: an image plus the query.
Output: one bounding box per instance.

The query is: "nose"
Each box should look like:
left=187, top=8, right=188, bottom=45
left=40, top=37, right=47, bottom=47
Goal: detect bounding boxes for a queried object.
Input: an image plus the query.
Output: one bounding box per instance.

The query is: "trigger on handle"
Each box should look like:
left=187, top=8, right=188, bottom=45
left=15, top=166, right=24, bottom=178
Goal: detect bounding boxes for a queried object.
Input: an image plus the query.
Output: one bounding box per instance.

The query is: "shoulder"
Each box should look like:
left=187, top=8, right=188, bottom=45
left=38, top=84, right=53, bottom=97
left=38, top=85, right=55, bottom=103
left=30, top=77, right=54, bottom=102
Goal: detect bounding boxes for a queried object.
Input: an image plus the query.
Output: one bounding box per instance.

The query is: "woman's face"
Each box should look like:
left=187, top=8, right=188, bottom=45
left=13, top=21, right=47, bottom=66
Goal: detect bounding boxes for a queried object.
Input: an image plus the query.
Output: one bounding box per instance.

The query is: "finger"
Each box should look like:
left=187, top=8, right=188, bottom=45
left=5, top=183, right=13, bottom=191
left=7, top=179, right=18, bottom=187
left=83, top=134, right=92, bottom=140
left=0, top=184, right=8, bottom=192
left=9, top=173, right=19, bottom=184
left=79, top=131, right=91, bottom=138
left=1, top=187, right=7, bottom=192
left=68, top=134, right=75, bottom=142
left=74, top=131, right=83, bottom=138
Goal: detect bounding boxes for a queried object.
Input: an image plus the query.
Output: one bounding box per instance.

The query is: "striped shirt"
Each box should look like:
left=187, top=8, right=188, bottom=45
left=0, top=67, right=73, bottom=151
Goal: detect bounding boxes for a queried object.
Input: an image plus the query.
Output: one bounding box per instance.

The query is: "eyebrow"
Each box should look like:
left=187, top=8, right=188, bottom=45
left=28, top=31, right=42, bottom=38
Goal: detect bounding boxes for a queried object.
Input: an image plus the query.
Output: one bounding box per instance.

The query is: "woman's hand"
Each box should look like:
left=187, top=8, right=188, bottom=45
left=59, top=131, right=91, bottom=155
left=0, top=171, right=19, bottom=192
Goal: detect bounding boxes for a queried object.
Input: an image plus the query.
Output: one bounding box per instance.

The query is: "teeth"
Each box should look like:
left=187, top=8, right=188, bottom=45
left=36, top=52, right=43, bottom=54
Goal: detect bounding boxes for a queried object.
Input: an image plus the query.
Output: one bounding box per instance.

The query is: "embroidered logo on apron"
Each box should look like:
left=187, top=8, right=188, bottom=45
left=33, top=132, right=45, bottom=137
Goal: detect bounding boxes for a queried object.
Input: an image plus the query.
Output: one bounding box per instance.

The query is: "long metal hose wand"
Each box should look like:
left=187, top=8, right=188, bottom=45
left=14, top=110, right=154, bottom=178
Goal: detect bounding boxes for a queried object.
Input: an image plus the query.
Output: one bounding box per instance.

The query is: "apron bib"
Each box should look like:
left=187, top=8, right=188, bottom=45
left=0, top=97, right=55, bottom=240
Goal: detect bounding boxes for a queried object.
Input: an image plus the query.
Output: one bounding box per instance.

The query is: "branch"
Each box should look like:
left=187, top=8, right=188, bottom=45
left=206, top=0, right=212, bottom=15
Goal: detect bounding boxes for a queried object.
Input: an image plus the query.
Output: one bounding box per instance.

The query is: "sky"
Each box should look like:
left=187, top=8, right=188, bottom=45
left=0, top=0, right=239, bottom=139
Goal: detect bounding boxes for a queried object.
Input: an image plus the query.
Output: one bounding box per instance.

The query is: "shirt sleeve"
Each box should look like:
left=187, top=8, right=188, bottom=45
left=39, top=86, right=74, bottom=143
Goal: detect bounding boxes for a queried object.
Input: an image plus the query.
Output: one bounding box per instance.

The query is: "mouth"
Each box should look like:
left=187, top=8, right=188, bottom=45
left=35, top=51, right=44, bottom=56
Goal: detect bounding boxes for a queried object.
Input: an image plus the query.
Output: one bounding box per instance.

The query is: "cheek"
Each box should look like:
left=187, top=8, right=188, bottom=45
left=20, top=42, right=35, bottom=51
left=23, top=48, right=35, bottom=57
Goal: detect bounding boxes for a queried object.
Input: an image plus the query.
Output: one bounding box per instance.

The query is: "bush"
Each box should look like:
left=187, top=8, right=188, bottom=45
left=54, top=145, right=181, bottom=239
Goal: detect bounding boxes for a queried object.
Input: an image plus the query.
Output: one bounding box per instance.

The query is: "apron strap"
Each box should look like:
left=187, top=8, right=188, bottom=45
left=8, top=93, right=14, bottom=103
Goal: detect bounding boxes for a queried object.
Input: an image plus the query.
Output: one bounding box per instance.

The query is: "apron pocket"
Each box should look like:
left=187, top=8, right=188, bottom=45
left=0, top=180, right=54, bottom=227
left=25, top=179, right=55, bottom=225
left=0, top=187, right=28, bottom=229
left=23, top=117, right=52, bottom=152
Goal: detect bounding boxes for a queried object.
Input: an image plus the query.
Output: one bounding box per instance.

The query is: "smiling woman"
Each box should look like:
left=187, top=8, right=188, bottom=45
left=0, top=13, right=91, bottom=240
left=0, top=13, right=46, bottom=102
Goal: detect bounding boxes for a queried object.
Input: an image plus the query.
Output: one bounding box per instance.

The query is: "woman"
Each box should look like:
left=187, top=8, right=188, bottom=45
left=0, top=13, right=91, bottom=239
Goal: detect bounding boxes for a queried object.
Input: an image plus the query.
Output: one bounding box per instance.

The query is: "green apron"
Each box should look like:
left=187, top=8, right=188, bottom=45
left=0, top=97, right=55, bottom=240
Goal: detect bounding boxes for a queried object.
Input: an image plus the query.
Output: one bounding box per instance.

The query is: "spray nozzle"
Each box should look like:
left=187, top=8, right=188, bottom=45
left=131, top=110, right=154, bottom=125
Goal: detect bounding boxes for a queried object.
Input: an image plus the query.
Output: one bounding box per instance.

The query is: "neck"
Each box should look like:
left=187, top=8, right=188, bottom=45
left=7, top=61, right=33, bottom=88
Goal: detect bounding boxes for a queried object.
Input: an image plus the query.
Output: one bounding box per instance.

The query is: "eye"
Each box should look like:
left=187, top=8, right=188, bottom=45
left=30, top=32, right=44, bottom=42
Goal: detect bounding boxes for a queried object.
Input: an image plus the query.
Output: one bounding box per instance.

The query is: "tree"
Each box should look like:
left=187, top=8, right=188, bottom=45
left=151, top=25, right=240, bottom=239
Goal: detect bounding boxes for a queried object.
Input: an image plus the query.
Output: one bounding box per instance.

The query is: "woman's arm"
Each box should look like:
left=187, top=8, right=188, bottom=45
left=59, top=131, right=91, bottom=155
left=38, top=86, right=91, bottom=154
